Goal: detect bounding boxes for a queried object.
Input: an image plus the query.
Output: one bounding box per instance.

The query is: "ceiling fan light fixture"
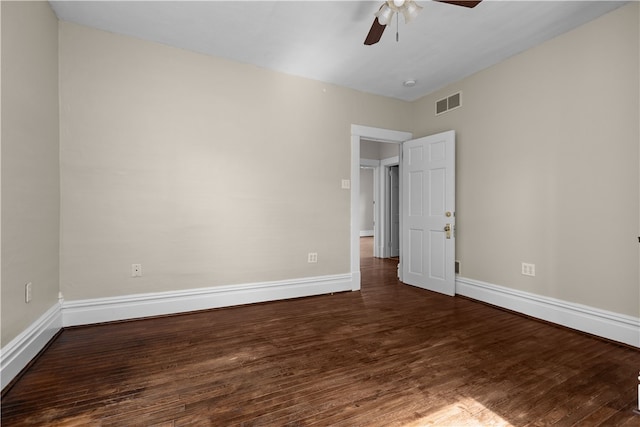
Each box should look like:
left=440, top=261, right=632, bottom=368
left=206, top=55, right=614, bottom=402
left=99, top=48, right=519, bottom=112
left=365, top=0, right=481, bottom=46
left=375, top=4, right=395, bottom=26
left=402, top=1, right=423, bottom=23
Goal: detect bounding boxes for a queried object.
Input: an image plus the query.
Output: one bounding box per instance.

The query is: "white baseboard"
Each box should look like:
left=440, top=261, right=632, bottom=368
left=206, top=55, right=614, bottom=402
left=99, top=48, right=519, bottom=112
left=379, top=245, right=388, bottom=258
left=4, top=273, right=634, bottom=392
left=360, top=230, right=374, bottom=237
left=456, top=276, right=640, bottom=348
left=2, top=274, right=353, bottom=391
left=62, top=273, right=353, bottom=327
left=351, top=270, right=361, bottom=291
left=1, top=303, right=62, bottom=390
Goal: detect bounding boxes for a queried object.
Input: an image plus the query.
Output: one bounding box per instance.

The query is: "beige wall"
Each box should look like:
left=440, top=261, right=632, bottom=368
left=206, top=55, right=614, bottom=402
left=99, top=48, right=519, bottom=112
left=58, top=22, right=413, bottom=300
left=411, top=3, right=639, bottom=317
left=1, top=1, right=60, bottom=346
left=360, top=140, right=399, bottom=161
left=360, top=140, right=382, bottom=160
left=379, top=142, right=400, bottom=160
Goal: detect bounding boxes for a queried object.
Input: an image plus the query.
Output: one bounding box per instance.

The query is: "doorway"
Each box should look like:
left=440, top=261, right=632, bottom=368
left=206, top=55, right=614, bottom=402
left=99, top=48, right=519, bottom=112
left=351, top=126, right=456, bottom=297
left=360, top=146, right=399, bottom=260
left=350, top=125, right=412, bottom=291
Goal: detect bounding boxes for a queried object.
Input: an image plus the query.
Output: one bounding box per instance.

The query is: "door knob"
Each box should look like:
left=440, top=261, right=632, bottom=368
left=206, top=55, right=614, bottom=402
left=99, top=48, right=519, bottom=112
left=444, top=224, right=452, bottom=239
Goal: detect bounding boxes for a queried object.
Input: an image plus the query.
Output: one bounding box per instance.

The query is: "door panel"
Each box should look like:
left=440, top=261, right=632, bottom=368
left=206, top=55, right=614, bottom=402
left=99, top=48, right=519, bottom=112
left=389, top=166, right=400, bottom=257
left=409, top=171, right=423, bottom=216
left=429, top=229, right=445, bottom=280
left=430, top=169, right=445, bottom=215
left=401, top=131, right=455, bottom=296
left=409, top=229, right=424, bottom=274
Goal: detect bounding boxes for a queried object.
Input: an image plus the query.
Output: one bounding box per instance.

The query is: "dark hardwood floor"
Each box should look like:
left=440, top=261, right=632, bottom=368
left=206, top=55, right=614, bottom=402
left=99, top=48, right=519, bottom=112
left=2, top=237, right=639, bottom=426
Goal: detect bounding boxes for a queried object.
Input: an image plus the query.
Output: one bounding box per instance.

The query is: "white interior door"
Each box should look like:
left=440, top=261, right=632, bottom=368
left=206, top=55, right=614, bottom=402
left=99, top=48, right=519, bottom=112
left=389, top=166, right=400, bottom=257
left=401, top=131, right=455, bottom=296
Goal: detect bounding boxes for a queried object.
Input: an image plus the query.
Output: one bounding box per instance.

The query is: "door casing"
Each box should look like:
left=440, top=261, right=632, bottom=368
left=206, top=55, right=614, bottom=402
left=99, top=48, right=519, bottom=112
left=350, top=125, right=412, bottom=291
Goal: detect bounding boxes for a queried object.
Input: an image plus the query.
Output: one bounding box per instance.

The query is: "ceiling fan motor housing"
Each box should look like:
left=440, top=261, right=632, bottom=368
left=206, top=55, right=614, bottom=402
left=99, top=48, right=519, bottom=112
left=376, top=0, right=422, bottom=25
left=365, top=0, right=482, bottom=45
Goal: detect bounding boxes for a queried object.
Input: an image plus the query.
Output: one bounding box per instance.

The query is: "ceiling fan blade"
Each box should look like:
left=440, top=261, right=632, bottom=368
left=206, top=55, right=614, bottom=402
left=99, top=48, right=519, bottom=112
left=364, top=18, right=386, bottom=45
left=435, top=0, right=482, bottom=8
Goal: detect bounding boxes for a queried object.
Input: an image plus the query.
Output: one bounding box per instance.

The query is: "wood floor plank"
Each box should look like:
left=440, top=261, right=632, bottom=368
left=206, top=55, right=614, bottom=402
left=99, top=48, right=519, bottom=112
left=2, top=237, right=639, bottom=426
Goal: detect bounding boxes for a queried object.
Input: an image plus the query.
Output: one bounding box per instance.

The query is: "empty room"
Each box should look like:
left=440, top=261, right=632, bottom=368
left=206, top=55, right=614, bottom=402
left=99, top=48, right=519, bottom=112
left=2, top=1, right=639, bottom=425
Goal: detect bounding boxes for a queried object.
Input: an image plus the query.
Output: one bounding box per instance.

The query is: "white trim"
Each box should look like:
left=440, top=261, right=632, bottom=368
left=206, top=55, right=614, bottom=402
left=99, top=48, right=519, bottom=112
left=360, top=159, right=380, bottom=168
left=380, top=156, right=399, bottom=167
left=1, top=303, right=62, bottom=390
left=1, top=274, right=352, bottom=391
left=351, top=125, right=412, bottom=291
left=62, top=274, right=353, bottom=327
left=456, top=276, right=640, bottom=348
left=351, top=125, right=412, bottom=144
left=351, top=132, right=361, bottom=290
left=360, top=230, right=374, bottom=237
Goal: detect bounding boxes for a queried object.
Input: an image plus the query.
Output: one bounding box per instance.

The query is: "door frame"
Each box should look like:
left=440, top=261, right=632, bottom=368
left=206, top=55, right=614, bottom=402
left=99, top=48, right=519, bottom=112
left=360, top=159, right=380, bottom=256
left=350, top=125, right=412, bottom=291
left=381, top=157, right=399, bottom=258
left=381, top=160, right=402, bottom=258
left=360, top=157, right=400, bottom=259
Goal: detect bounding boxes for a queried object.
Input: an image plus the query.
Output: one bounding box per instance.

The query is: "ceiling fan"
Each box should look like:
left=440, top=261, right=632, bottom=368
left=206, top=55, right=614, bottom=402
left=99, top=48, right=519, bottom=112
left=364, top=0, right=482, bottom=45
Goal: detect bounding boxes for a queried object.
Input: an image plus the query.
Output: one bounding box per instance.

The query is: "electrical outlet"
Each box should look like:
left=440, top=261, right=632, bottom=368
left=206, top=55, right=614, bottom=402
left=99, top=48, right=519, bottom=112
left=132, top=264, right=142, bottom=277
left=308, top=253, right=318, bottom=263
left=25, top=282, right=32, bottom=303
left=521, top=262, right=535, bottom=277
left=341, top=179, right=350, bottom=189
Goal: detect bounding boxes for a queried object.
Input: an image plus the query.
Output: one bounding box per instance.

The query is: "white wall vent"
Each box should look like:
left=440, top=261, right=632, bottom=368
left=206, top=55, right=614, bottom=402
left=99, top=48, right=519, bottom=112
left=435, top=92, right=462, bottom=116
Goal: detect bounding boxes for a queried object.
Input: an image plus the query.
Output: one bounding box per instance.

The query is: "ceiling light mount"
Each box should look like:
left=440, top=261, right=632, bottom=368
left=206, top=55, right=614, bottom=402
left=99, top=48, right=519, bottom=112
left=403, top=79, right=417, bottom=87
left=375, top=0, right=423, bottom=26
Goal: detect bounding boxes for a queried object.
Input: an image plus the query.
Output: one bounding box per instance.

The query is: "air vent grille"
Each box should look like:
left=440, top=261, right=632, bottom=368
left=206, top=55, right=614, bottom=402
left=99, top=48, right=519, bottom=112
left=435, top=91, right=462, bottom=116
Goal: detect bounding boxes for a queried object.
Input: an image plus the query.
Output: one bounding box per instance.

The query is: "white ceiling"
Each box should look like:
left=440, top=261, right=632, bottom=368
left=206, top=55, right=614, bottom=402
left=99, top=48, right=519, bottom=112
left=49, top=1, right=627, bottom=102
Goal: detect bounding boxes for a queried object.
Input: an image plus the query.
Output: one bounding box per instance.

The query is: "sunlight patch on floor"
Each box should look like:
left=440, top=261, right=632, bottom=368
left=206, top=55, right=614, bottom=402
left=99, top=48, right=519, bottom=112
left=402, top=397, right=514, bottom=427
